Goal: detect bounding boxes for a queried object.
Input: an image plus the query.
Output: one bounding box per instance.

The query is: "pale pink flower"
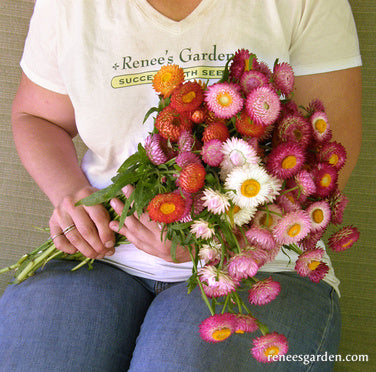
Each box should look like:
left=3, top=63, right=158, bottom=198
left=310, top=111, right=331, bottom=142
left=144, top=133, right=169, bottom=165
left=190, top=219, right=215, bottom=240
left=178, top=130, right=195, bottom=152
left=221, top=137, right=259, bottom=168
left=306, top=201, right=331, bottom=233
left=248, top=276, right=281, bottom=305
left=234, top=314, right=259, bottom=334
left=202, top=188, right=230, bottom=215
left=198, top=241, right=222, bottom=264
left=199, top=266, right=238, bottom=298
left=227, top=253, right=259, bottom=280
left=201, top=139, right=224, bottom=167
left=245, top=226, right=277, bottom=251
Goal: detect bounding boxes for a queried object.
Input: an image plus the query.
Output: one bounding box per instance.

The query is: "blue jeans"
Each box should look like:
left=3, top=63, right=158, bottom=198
left=0, top=260, right=340, bottom=371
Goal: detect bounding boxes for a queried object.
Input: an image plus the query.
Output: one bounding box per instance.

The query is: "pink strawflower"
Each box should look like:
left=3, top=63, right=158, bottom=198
left=307, top=99, right=326, bottom=114
left=252, top=205, right=283, bottom=231
left=327, top=190, right=349, bottom=225
left=191, top=191, right=206, bottom=216
left=255, top=61, right=272, bottom=80
left=229, top=49, right=257, bottom=81
left=245, top=226, right=277, bottom=251
left=173, top=190, right=193, bottom=223
left=275, top=113, right=312, bottom=149
left=251, top=332, right=288, bottom=363
left=198, top=241, right=222, bottom=264
left=202, top=188, right=230, bottom=215
left=294, top=170, right=316, bottom=197
left=266, top=142, right=305, bottom=180
left=201, top=139, right=224, bottom=166
left=144, top=133, right=169, bottom=165
left=190, top=219, right=215, bottom=240
left=175, top=151, right=201, bottom=169
left=295, top=248, right=329, bottom=283
left=199, top=313, right=236, bottom=343
left=277, top=193, right=301, bottom=213
left=204, top=82, right=244, bottom=119
left=312, top=163, right=338, bottom=198
left=199, top=266, right=238, bottom=298
left=234, top=314, right=259, bottom=334
left=316, top=141, right=347, bottom=171
left=248, top=276, right=281, bottom=305
left=310, top=111, right=331, bottom=142
left=221, top=137, right=259, bottom=167
left=227, top=253, right=259, bottom=280
left=300, top=230, right=325, bottom=251
left=240, top=70, right=268, bottom=95
left=273, top=210, right=311, bottom=245
left=328, top=225, right=360, bottom=252
left=178, top=130, right=195, bottom=152
left=245, top=86, right=281, bottom=126
left=306, top=201, right=331, bottom=233
left=273, top=62, right=294, bottom=96
left=246, top=246, right=270, bottom=268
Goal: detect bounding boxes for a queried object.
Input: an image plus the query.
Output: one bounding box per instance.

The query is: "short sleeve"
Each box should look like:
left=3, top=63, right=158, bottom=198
left=289, top=0, right=362, bottom=75
left=20, top=0, right=67, bottom=94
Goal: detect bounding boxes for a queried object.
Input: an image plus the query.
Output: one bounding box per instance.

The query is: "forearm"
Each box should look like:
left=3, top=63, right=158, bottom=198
left=12, top=114, right=90, bottom=207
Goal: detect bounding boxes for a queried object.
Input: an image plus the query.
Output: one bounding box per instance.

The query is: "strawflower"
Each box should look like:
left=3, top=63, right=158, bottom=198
left=251, top=332, right=288, bottom=363
left=273, top=62, right=294, bottom=96
left=199, top=313, right=236, bottom=343
left=170, top=81, right=204, bottom=112
left=202, top=188, right=230, bottom=215
left=234, top=314, right=259, bottom=334
left=248, top=276, right=281, bottom=305
left=152, top=64, right=185, bottom=98
left=295, top=248, right=329, bottom=282
left=190, top=219, right=215, bottom=240
left=199, top=266, right=238, bottom=298
left=306, top=201, right=331, bottom=233
left=310, top=111, right=331, bottom=142
left=328, top=226, right=360, bottom=252
left=227, top=253, right=259, bottom=280
left=147, top=192, right=186, bottom=224
left=201, top=139, right=224, bottom=167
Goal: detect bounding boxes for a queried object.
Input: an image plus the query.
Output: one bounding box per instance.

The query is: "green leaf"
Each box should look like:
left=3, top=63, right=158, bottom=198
left=143, top=106, right=159, bottom=124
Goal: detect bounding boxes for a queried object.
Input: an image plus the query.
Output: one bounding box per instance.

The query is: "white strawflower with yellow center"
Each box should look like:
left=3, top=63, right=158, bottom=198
left=225, top=164, right=275, bottom=209
left=225, top=204, right=257, bottom=227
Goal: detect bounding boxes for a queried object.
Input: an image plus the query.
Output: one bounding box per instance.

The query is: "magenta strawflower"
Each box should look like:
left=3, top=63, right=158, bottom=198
left=199, top=313, right=236, bottom=343
left=307, top=99, right=326, bottom=114
left=328, top=225, right=360, bottom=252
left=144, top=133, right=169, bottom=165
left=240, top=70, right=268, bottom=95
left=310, top=111, right=331, bottom=142
left=248, top=276, right=281, bottom=305
left=273, top=210, right=311, bottom=245
left=273, top=62, right=294, bottom=96
left=227, top=253, right=259, bottom=280
left=199, top=266, right=238, bottom=298
left=174, top=190, right=193, bottom=223
left=294, top=170, right=316, bottom=197
left=245, top=227, right=277, bottom=251
left=251, top=332, right=288, bottom=363
left=317, top=141, right=347, bottom=171
left=229, top=48, right=256, bottom=81
left=295, top=248, right=329, bottom=282
left=327, top=190, right=349, bottom=225
left=306, top=201, right=331, bottom=233
left=246, top=246, right=270, bottom=268
left=205, top=82, right=244, bottom=119
left=245, top=86, right=281, bottom=126
left=312, top=163, right=338, bottom=198
left=178, top=130, right=195, bottom=152
left=266, top=142, right=305, bottom=180
left=277, top=193, right=301, bottom=213
left=300, top=230, right=324, bottom=251
left=235, top=314, right=259, bottom=334
left=175, top=151, right=201, bottom=169
left=275, top=113, right=312, bottom=148
left=201, top=139, right=224, bottom=167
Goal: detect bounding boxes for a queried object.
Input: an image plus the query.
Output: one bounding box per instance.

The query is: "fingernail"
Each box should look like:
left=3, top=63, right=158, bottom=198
left=105, top=240, right=115, bottom=249
left=106, top=249, right=115, bottom=256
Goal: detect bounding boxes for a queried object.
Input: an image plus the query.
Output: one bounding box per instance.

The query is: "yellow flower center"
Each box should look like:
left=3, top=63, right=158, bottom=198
left=281, top=155, right=297, bottom=169
left=182, top=91, right=196, bottom=103
left=342, top=239, right=354, bottom=249
left=320, top=173, right=332, bottom=187
left=160, top=202, right=176, bottom=215
left=288, top=223, right=301, bottom=237
left=329, top=154, right=339, bottom=166
left=308, top=260, right=320, bottom=271
left=217, top=92, right=233, bottom=107
left=241, top=179, right=261, bottom=198
left=261, top=214, right=274, bottom=228
left=235, top=329, right=245, bottom=334
left=312, top=209, right=324, bottom=224
left=161, top=72, right=172, bottom=84
left=212, top=328, right=232, bottom=341
left=264, top=346, right=280, bottom=357
left=315, top=119, right=327, bottom=134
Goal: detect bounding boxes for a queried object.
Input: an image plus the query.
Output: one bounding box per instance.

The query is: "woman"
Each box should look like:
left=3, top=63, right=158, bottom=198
left=0, top=0, right=361, bottom=370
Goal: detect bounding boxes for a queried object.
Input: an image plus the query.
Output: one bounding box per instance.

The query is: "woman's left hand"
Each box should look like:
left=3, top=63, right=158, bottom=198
left=109, top=186, right=192, bottom=263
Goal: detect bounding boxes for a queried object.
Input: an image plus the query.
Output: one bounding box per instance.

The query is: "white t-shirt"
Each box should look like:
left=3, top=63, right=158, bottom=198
left=21, top=0, right=361, bottom=291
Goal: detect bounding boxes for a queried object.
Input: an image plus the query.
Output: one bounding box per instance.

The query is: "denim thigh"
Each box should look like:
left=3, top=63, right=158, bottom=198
left=0, top=260, right=154, bottom=372
left=129, top=272, right=341, bottom=372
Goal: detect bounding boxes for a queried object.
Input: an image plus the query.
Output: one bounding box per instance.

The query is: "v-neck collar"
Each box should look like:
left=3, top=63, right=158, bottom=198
left=134, top=0, right=218, bottom=34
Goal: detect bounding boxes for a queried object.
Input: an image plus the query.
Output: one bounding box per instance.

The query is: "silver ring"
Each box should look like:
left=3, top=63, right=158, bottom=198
left=50, top=232, right=64, bottom=240
left=63, top=224, right=76, bottom=235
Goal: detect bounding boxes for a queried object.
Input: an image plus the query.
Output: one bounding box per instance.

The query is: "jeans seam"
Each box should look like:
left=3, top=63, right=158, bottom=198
left=306, top=288, right=336, bottom=371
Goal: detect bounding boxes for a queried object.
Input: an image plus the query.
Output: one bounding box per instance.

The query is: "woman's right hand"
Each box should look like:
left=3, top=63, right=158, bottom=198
left=49, top=186, right=116, bottom=259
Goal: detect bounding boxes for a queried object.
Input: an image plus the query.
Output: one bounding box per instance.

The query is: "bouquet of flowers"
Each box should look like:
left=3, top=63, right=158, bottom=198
left=1, top=49, right=360, bottom=362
